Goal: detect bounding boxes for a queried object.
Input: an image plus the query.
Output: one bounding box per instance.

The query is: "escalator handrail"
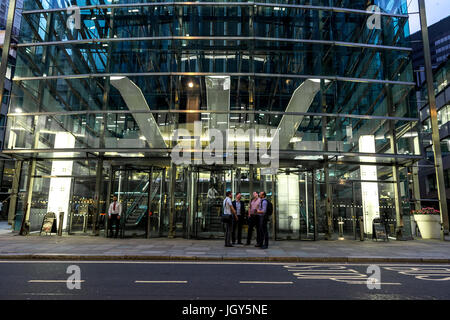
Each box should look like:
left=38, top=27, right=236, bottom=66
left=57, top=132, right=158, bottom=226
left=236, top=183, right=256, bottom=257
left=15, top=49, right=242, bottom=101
left=124, top=172, right=162, bottom=224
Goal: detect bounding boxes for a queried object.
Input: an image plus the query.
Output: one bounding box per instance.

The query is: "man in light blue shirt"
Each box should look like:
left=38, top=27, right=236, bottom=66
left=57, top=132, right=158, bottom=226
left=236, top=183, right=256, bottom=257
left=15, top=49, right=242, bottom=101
left=256, top=191, right=269, bottom=249
left=223, top=191, right=237, bottom=247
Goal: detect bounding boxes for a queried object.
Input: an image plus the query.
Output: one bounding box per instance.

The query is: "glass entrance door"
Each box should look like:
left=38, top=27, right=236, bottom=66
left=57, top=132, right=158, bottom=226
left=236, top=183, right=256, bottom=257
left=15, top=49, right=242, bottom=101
left=110, top=166, right=164, bottom=238
left=332, top=180, right=361, bottom=240
left=191, top=166, right=233, bottom=239
left=68, top=177, right=96, bottom=234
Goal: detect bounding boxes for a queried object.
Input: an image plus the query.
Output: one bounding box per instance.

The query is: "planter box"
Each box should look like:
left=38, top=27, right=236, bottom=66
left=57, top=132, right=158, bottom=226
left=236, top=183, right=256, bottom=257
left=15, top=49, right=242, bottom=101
left=414, top=215, right=441, bottom=239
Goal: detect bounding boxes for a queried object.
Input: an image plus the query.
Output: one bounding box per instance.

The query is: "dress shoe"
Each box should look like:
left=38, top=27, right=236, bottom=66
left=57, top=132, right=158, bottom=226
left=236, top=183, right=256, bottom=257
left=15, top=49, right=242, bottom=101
left=260, top=246, right=268, bottom=249
left=255, top=244, right=261, bottom=247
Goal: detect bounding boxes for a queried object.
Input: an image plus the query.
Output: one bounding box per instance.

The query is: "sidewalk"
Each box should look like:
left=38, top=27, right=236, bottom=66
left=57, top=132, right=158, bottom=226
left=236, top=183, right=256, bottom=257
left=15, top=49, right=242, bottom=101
left=0, top=226, right=449, bottom=263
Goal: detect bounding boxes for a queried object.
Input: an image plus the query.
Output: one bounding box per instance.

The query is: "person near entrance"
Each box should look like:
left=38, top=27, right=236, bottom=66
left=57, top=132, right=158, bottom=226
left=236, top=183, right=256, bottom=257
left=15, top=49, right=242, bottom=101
left=246, top=191, right=261, bottom=246
left=223, top=191, right=238, bottom=247
left=207, top=184, right=219, bottom=225
left=256, top=191, right=270, bottom=249
left=232, top=192, right=246, bottom=245
left=207, top=185, right=219, bottom=201
left=108, top=196, right=122, bottom=238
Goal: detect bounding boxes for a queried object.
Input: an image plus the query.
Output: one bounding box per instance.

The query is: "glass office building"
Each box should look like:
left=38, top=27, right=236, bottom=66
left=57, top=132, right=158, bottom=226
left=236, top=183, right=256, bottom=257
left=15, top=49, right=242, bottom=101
left=3, top=0, right=421, bottom=240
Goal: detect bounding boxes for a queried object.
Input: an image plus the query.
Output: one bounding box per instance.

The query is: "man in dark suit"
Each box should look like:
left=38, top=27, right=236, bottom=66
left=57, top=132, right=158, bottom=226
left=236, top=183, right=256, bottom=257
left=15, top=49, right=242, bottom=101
left=232, top=192, right=246, bottom=245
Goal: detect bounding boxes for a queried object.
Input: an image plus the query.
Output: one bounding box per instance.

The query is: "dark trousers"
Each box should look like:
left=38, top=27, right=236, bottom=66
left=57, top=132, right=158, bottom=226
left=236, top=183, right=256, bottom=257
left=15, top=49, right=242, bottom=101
left=257, top=215, right=269, bottom=247
left=223, top=218, right=233, bottom=246
left=109, top=214, right=120, bottom=238
left=246, top=215, right=259, bottom=245
left=232, top=215, right=244, bottom=244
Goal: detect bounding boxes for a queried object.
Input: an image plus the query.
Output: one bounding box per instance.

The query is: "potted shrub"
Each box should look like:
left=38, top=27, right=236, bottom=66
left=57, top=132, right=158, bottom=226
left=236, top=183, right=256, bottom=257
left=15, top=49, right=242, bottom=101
left=412, top=207, right=442, bottom=239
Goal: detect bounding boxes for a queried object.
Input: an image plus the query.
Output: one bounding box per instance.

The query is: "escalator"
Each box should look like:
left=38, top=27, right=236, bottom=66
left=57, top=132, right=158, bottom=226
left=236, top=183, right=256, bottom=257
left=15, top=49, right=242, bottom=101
left=124, top=171, right=162, bottom=230
left=114, top=168, right=163, bottom=238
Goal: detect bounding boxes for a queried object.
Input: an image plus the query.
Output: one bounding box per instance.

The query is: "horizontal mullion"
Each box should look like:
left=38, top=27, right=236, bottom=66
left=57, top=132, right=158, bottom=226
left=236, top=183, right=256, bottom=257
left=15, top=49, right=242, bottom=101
left=12, top=72, right=416, bottom=86
left=16, top=36, right=413, bottom=52
left=22, top=2, right=409, bottom=18
left=1, top=148, right=423, bottom=159
left=7, top=110, right=419, bottom=122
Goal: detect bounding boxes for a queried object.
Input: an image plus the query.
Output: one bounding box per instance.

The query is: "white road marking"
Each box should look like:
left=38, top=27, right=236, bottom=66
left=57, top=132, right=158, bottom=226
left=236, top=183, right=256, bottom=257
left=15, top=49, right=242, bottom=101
left=240, top=281, right=293, bottom=284
left=283, top=265, right=404, bottom=285
left=135, top=280, right=188, bottom=284
left=383, top=266, right=450, bottom=281
left=19, top=293, right=78, bottom=296
left=28, top=280, right=85, bottom=283
left=332, top=281, right=402, bottom=285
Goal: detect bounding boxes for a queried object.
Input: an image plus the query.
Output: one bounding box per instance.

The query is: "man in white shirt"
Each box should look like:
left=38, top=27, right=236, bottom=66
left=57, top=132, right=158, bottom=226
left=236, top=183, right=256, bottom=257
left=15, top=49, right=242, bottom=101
left=207, top=185, right=219, bottom=201
left=108, top=196, right=122, bottom=238
left=223, top=191, right=237, bottom=247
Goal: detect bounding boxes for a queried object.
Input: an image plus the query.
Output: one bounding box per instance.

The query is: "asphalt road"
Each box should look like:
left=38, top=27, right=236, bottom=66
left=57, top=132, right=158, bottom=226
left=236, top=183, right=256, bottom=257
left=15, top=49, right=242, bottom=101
left=0, top=261, right=449, bottom=300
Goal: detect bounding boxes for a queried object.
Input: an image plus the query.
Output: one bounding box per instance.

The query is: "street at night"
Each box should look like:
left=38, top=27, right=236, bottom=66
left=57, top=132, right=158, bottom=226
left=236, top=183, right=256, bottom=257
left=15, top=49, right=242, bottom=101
left=0, top=261, right=449, bottom=300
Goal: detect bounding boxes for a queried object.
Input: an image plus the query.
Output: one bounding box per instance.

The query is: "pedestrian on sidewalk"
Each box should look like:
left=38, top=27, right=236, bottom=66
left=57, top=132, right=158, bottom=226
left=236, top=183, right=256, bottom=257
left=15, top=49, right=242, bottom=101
left=246, top=191, right=261, bottom=246
left=232, top=192, right=246, bottom=245
left=223, top=191, right=238, bottom=247
left=108, top=196, right=122, bottom=238
left=256, top=191, right=270, bottom=249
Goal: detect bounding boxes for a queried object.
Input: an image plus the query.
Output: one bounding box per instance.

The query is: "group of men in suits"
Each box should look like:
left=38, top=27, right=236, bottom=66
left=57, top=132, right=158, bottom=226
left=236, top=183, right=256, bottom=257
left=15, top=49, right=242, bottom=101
left=222, top=191, right=270, bottom=249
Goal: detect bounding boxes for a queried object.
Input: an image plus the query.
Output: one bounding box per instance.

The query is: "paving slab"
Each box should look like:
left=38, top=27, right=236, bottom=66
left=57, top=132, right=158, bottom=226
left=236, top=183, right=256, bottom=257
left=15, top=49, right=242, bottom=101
left=0, top=224, right=449, bottom=262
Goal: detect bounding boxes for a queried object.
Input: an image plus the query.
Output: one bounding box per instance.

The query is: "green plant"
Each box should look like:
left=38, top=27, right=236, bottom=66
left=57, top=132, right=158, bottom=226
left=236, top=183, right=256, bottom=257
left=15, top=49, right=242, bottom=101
left=412, top=207, right=440, bottom=215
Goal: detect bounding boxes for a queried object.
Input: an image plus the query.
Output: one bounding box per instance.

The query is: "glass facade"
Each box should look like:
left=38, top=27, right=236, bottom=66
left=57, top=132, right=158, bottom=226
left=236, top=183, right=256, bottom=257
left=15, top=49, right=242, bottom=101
left=4, top=0, right=421, bottom=240
left=418, top=56, right=450, bottom=216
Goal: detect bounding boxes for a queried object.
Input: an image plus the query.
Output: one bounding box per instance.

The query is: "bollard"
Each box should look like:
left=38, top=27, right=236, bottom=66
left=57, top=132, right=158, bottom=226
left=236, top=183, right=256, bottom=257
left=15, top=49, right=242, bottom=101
left=58, top=212, right=64, bottom=236
left=359, top=217, right=364, bottom=241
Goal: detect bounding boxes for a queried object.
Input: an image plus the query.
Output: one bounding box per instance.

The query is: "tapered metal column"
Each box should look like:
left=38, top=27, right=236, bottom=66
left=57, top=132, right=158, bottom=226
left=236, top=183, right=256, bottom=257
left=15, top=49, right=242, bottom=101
left=146, top=166, right=154, bottom=239
left=236, top=168, right=241, bottom=193
left=8, top=160, right=22, bottom=227
left=386, top=85, right=405, bottom=240
left=92, top=158, right=104, bottom=235
left=232, top=169, right=236, bottom=197
left=168, top=163, right=176, bottom=238
left=0, top=0, right=17, bottom=106
left=187, top=166, right=195, bottom=239
left=158, top=168, right=166, bottom=237
left=419, top=0, right=449, bottom=237
left=411, top=138, right=422, bottom=216
left=271, top=174, right=276, bottom=241
left=1, top=0, right=18, bottom=229
left=23, top=115, right=40, bottom=229
left=249, top=165, right=254, bottom=195
left=104, top=165, right=113, bottom=237
left=312, top=170, right=318, bottom=241
left=24, top=159, right=36, bottom=225
left=321, top=80, right=333, bottom=240
left=352, top=181, right=356, bottom=240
